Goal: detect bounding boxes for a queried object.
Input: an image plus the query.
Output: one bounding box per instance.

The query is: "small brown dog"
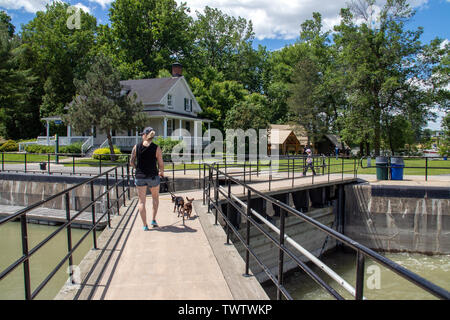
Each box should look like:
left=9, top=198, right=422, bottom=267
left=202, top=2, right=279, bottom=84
left=182, top=197, right=194, bottom=218
left=171, top=194, right=184, bottom=217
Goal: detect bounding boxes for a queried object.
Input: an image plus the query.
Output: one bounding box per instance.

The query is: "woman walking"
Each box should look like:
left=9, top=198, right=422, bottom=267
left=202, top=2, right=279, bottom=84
left=130, top=127, right=164, bottom=230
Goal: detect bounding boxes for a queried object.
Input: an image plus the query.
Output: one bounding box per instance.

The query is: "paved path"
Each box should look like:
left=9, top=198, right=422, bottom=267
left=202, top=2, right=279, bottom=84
left=98, top=190, right=235, bottom=300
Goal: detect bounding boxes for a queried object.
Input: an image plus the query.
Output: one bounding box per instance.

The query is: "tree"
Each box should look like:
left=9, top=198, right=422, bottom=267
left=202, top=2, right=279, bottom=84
left=64, top=54, right=148, bottom=160
left=0, top=11, right=37, bottom=139
left=103, top=0, right=194, bottom=79
left=288, top=13, right=342, bottom=146
left=20, top=2, right=97, bottom=119
left=333, top=0, right=443, bottom=156
left=224, top=93, right=270, bottom=130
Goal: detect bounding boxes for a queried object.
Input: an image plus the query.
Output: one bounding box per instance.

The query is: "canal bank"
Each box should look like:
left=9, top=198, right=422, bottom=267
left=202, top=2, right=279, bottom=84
left=344, top=181, right=450, bottom=254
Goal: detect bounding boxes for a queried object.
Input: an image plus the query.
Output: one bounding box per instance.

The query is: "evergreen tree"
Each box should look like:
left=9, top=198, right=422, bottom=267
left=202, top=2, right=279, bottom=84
left=64, top=54, right=148, bottom=160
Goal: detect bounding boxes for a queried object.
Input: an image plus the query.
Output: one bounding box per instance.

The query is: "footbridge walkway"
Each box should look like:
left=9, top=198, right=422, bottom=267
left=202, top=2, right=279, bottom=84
left=1, top=158, right=449, bottom=300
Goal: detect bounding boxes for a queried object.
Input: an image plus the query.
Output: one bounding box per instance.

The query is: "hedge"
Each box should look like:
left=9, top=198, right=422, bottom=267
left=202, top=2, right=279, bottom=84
left=24, top=142, right=83, bottom=154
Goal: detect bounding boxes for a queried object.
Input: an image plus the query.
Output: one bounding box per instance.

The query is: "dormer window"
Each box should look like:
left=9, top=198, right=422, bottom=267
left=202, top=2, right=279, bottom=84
left=167, top=94, right=173, bottom=108
left=184, top=98, right=192, bottom=112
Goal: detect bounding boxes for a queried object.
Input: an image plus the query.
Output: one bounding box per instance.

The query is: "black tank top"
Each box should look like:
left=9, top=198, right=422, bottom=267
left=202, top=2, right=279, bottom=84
left=135, top=142, right=158, bottom=178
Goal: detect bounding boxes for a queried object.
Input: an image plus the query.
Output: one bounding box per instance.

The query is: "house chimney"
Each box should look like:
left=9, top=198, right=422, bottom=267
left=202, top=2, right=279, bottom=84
left=172, top=62, right=183, bottom=77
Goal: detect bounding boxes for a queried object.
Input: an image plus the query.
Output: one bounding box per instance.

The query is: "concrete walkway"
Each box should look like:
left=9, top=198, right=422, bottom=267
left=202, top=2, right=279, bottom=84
left=56, top=189, right=268, bottom=300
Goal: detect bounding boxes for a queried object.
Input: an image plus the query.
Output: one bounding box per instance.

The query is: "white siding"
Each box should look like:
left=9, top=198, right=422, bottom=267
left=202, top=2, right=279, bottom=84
left=163, top=78, right=201, bottom=116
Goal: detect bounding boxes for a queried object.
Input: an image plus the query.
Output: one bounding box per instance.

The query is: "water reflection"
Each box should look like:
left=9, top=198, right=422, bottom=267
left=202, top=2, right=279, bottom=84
left=263, top=250, right=450, bottom=300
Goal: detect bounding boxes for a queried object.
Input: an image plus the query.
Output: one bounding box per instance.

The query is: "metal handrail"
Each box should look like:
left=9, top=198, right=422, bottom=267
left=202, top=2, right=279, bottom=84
left=0, top=165, right=131, bottom=300
left=359, top=156, right=450, bottom=181
left=204, top=163, right=450, bottom=300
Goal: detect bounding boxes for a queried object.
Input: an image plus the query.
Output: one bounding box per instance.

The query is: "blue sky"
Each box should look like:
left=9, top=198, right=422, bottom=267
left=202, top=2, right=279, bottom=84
left=1, top=0, right=448, bottom=128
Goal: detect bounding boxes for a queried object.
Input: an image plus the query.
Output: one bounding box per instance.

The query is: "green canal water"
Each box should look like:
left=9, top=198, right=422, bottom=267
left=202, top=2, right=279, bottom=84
left=263, top=250, right=450, bottom=300
left=0, top=222, right=100, bottom=300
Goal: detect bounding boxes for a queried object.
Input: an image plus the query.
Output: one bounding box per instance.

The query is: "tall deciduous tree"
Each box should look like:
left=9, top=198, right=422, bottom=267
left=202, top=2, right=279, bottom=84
left=0, top=11, right=37, bottom=139
left=103, top=0, right=194, bottom=79
left=333, top=0, right=443, bottom=156
left=20, top=2, right=97, bottom=119
left=64, top=54, right=148, bottom=160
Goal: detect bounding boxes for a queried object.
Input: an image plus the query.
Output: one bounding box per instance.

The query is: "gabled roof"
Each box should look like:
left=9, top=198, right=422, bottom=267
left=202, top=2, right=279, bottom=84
left=269, top=124, right=308, bottom=145
left=120, top=77, right=180, bottom=105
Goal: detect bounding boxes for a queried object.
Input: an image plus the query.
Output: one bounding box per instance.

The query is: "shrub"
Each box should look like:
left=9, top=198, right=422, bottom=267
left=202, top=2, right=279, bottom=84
left=0, top=140, right=19, bottom=152
left=25, top=144, right=55, bottom=154
left=153, top=137, right=183, bottom=155
left=60, top=142, right=83, bottom=155
left=93, top=147, right=122, bottom=160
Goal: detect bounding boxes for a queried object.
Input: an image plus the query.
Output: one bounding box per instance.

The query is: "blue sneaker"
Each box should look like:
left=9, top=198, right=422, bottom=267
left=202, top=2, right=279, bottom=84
left=143, top=226, right=149, bottom=231
left=151, top=220, right=158, bottom=228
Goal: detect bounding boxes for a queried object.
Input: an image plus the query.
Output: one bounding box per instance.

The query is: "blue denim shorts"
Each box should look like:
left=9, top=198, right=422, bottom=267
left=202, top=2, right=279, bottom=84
left=135, top=175, right=160, bottom=188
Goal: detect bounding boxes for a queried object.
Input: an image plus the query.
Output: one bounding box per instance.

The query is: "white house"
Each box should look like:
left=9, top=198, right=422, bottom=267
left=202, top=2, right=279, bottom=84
left=71, top=63, right=213, bottom=151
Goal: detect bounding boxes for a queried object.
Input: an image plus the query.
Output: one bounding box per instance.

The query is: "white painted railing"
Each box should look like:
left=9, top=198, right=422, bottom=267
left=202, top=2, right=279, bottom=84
left=19, top=136, right=93, bottom=153
left=99, top=135, right=208, bottom=150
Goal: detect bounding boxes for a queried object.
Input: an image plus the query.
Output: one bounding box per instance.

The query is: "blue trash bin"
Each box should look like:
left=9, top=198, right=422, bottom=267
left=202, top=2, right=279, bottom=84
left=390, top=157, right=404, bottom=180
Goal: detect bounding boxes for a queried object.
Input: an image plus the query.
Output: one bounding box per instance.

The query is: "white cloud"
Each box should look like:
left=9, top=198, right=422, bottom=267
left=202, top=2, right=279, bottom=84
left=87, top=0, right=112, bottom=9
left=182, top=0, right=431, bottom=40
left=0, top=0, right=52, bottom=13
left=73, top=2, right=90, bottom=14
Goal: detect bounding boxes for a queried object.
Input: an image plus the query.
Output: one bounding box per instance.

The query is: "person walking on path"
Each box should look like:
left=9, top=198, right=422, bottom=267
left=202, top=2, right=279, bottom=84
left=303, top=149, right=316, bottom=176
left=130, top=127, right=164, bottom=231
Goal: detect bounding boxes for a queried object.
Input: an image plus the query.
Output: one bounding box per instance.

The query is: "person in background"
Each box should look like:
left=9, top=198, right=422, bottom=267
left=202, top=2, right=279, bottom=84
left=303, top=149, right=316, bottom=176
left=335, top=146, right=339, bottom=160
left=130, top=127, right=164, bottom=231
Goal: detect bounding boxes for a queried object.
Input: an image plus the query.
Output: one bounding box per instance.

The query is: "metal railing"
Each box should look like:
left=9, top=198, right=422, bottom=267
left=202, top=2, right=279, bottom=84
left=203, top=163, right=450, bottom=300
left=360, top=156, right=450, bottom=181
left=0, top=165, right=132, bottom=300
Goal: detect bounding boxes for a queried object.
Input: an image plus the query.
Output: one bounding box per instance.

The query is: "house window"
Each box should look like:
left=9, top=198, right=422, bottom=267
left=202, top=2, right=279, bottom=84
left=167, top=119, right=175, bottom=136
left=167, top=94, right=173, bottom=108
left=185, top=121, right=191, bottom=133
left=184, top=98, right=192, bottom=112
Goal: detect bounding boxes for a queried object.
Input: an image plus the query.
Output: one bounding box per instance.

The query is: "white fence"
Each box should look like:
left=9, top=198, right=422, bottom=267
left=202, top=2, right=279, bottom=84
left=19, top=136, right=93, bottom=154
left=99, top=136, right=206, bottom=150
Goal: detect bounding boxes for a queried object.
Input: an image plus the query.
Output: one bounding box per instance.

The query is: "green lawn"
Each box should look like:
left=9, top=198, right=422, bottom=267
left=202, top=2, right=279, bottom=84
left=1, top=153, right=66, bottom=163
left=3, top=153, right=449, bottom=176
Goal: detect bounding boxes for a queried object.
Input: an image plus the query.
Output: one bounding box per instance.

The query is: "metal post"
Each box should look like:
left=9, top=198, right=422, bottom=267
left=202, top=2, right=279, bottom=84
left=115, top=167, right=120, bottom=214
left=48, top=154, right=51, bottom=175
left=277, top=202, right=286, bottom=300
left=257, top=155, right=259, bottom=177
left=65, top=192, right=74, bottom=284
left=269, top=159, right=272, bottom=191
left=72, top=156, right=75, bottom=175
left=1, top=152, right=3, bottom=171
left=287, top=157, right=290, bottom=178
left=342, top=157, right=344, bottom=181
left=172, top=162, right=175, bottom=192
left=355, top=251, right=365, bottom=300
left=90, top=181, right=98, bottom=249
left=243, top=162, right=246, bottom=194
left=126, top=163, right=131, bottom=200
left=105, top=173, right=111, bottom=228
left=226, top=179, right=231, bottom=245
left=292, top=157, right=295, bottom=187
left=245, top=189, right=251, bottom=276
left=425, top=157, right=428, bottom=181
left=24, top=153, right=27, bottom=173
left=203, top=164, right=206, bottom=205
left=207, top=166, right=211, bottom=213
left=121, top=165, right=126, bottom=207
left=215, top=164, right=219, bottom=225
left=328, top=157, right=330, bottom=183
left=20, top=214, right=32, bottom=300
left=99, top=157, right=102, bottom=175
